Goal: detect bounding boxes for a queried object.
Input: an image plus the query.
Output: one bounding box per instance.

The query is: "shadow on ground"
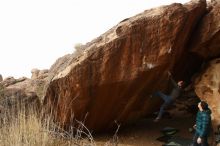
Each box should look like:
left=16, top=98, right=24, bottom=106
left=95, top=116, right=195, bottom=146
left=162, top=136, right=192, bottom=146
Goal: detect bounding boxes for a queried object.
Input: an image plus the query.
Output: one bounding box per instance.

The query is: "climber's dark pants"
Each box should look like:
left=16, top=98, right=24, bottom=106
left=154, top=91, right=173, bottom=119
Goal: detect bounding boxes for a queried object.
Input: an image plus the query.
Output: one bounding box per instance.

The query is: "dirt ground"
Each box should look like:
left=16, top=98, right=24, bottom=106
left=95, top=116, right=195, bottom=146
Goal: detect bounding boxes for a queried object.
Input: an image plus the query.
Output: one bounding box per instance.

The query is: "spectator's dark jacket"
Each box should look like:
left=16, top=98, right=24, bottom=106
left=196, top=108, right=212, bottom=137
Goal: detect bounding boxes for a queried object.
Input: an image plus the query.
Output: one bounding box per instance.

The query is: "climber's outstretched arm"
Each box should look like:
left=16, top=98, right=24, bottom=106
left=168, top=71, right=178, bottom=88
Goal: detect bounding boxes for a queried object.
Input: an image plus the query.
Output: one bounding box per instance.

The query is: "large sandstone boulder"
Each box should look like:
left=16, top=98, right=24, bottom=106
left=194, top=58, right=220, bottom=133
left=190, top=0, right=220, bottom=59
left=43, top=0, right=206, bottom=132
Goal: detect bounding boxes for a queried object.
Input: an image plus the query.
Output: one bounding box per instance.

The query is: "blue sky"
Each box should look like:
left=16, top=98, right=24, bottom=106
left=0, top=0, right=190, bottom=78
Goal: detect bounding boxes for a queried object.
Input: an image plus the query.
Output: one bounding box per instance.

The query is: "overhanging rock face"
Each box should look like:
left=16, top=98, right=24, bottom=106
left=190, top=0, right=220, bottom=59
left=189, top=0, right=220, bottom=134
left=43, top=0, right=206, bottom=132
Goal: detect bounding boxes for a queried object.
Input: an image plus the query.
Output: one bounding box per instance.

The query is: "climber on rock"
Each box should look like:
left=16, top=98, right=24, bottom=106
left=152, top=71, right=185, bottom=122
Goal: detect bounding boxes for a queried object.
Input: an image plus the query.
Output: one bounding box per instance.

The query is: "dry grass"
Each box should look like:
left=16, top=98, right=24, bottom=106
left=0, top=111, right=51, bottom=146
left=0, top=104, right=119, bottom=146
left=0, top=105, right=95, bottom=146
left=0, top=80, right=119, bottom=145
